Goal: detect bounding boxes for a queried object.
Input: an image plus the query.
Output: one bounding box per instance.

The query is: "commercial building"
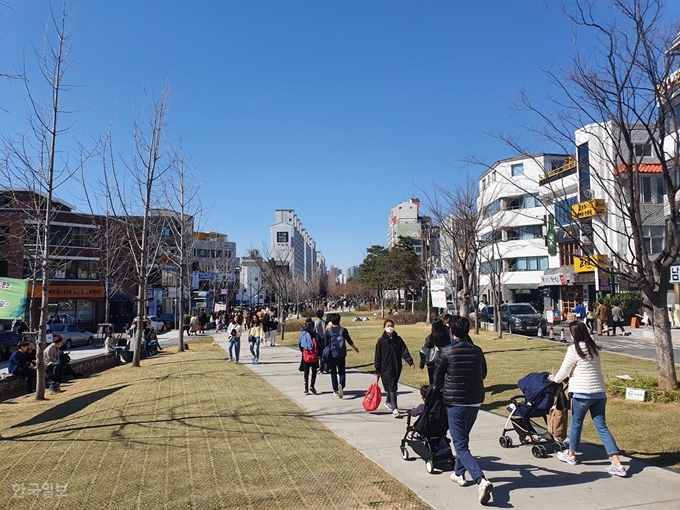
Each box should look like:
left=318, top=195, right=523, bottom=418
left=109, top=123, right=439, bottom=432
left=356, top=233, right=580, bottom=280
left=270, top=209, right=317, bottom=281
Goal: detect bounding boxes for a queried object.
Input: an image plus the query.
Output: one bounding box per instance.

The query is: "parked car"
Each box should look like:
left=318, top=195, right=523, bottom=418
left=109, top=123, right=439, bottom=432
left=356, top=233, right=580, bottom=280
left=48, top=323, right=95, bottom=349
left=157, top=314, right=177, bottom=331
left=500, top=303, right=546, bottom=335
left=477, top=305, right=495, bottom=323
left=131, top=316, right=164, bottom=334
left=0, top=330, right=21, bottom=361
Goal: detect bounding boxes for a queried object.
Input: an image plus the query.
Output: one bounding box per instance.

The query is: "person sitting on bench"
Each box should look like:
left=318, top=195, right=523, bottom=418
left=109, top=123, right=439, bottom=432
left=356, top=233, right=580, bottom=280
left=45, top=337, right=67, bottom=393
left=8, top=342, right=36, bottom=393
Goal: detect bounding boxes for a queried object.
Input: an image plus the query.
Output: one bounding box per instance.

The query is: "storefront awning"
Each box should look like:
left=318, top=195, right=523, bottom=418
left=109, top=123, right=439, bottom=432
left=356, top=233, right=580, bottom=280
left=539, top=266, right=576, bottom=287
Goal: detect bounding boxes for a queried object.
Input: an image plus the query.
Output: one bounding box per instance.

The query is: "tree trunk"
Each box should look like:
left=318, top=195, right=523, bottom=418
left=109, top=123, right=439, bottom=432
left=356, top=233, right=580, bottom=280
left=650, top=299, right=678, bottom=390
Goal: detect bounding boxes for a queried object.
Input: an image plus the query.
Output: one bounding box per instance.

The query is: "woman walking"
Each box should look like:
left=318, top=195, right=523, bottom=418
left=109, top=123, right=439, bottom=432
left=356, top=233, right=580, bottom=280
left=248, top=315, right=263, bottom=364
left=419, top=318, right=452, bottom=384
left=549, top=321, right=626, bottom=477
left=374, top=319, right=415, bottom=417
left=297, top=318, right=319, bottom=395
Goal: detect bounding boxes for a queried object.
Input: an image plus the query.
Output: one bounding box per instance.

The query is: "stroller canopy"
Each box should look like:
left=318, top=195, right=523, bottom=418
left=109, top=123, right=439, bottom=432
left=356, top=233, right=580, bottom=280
left=517, top=372, right=558, bottom=418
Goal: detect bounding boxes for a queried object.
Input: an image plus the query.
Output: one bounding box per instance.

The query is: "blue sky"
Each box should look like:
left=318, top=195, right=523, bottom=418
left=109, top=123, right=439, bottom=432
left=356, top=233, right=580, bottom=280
left=2, top=1, right=677, bottom=271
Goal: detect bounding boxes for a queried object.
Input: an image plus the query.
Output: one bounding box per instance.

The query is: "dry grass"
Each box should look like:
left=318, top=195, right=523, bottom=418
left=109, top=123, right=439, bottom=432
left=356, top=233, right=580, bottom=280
left=278, top=320, right=680, bottom=472
left=0, top=338, right=431, bottom=510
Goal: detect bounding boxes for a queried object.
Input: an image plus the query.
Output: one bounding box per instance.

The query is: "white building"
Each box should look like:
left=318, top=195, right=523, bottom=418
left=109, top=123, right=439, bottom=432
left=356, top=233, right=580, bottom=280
left=477, top=154, right=570, bottom=305
left=270, top=209, right=317, bottom=281
left=236, top=254, right=265, bottom=306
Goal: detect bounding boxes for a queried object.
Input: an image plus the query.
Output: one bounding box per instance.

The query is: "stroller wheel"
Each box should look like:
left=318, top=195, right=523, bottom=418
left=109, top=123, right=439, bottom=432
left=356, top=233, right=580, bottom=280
left=552, top=442, right=562, bottom=453
left=499, top=436, right=512, bottom=448
left=531, top=445, right=543, bottom=458
left=400, top=447, right=409, bottom=460
left=425, top=460, right=435, bottom=474
left=559, top=441, right=569, bottom=451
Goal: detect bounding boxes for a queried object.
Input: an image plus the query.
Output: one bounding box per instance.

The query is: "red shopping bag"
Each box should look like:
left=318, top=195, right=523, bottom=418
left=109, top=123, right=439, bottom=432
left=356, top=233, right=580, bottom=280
left=363, top=376, right=382, bottom=412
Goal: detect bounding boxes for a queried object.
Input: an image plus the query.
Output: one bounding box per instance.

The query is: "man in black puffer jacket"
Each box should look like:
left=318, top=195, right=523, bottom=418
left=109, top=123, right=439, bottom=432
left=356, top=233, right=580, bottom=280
left=433, top=315, right=493, bottom=505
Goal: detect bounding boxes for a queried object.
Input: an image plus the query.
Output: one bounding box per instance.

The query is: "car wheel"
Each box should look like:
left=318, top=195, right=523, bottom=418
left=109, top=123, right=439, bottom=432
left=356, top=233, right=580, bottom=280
left=65, top=339, right=72, bottom=350
left=87, top=336, right=93, bottom=345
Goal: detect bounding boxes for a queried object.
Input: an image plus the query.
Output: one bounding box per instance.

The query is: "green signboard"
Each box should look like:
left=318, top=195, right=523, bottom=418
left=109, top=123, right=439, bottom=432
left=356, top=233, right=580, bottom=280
left=0, top=278, right=28, bottom=320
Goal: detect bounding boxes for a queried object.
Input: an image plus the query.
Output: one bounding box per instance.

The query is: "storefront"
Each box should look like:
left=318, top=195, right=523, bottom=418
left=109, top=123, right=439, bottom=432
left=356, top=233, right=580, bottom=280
left=28, top=284, right=105, bottom=330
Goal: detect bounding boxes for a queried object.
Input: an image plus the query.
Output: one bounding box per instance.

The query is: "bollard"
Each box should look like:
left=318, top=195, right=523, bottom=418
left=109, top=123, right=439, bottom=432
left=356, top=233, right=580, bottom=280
left=549, top=327, right=555, bottom=341
left=537, top=327, right=543, bottom=339
left=560, top=328, right=566, bottom=343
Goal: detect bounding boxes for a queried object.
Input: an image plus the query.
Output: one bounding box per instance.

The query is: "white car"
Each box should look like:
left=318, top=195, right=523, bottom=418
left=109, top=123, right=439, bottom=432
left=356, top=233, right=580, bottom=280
left=132, top=316, right=164, bottom=334
left=48, top=323, right=95, bottom=349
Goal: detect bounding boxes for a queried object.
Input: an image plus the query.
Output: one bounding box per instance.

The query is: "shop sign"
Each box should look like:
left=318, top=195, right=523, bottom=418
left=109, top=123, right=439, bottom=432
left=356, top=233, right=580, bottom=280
left=574, top=255, right=609, bottom=273
left=540, top=273, right=566, bottom=286
left=571, top=199, right=606, bottom=220
left=30, top=284, right=106, bottom=298
left=670, top=265, right=680, bottom=283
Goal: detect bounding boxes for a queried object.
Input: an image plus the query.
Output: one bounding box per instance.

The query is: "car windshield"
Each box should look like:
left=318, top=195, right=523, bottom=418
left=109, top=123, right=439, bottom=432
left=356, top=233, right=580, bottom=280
left=50, top=325, right=65, bottom=332
left=508, top=304, right=537, bottom=315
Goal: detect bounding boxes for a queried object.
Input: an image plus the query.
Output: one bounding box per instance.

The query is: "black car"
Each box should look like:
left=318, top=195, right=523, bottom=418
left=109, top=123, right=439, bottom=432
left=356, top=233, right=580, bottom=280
left=0, top=331, right=21, bottom=361
left=500, top=303, right=547, bottom=335
left=477, top=305, right=495, bottom=323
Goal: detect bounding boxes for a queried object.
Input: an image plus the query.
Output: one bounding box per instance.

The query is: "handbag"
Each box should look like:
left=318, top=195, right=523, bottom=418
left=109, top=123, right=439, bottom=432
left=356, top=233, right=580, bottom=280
left=362, top=375, right=382, bottom=412
left=419, top=345, right=439, bottom=365
left=547, top=384, right=569, bottom=442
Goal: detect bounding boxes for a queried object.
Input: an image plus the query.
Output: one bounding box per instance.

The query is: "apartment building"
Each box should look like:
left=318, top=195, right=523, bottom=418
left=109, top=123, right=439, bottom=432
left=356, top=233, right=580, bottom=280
left=270, top=209, right=317, bottom=281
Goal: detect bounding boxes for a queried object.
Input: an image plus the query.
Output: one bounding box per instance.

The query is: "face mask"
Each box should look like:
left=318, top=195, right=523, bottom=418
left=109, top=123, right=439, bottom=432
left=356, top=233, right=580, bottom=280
left=385, top=326, right=394, bottom=334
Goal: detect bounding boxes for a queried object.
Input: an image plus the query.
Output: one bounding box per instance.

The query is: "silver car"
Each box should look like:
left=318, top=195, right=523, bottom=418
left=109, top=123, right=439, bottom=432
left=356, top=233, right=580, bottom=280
left=48, top=323, right=95, bottom=349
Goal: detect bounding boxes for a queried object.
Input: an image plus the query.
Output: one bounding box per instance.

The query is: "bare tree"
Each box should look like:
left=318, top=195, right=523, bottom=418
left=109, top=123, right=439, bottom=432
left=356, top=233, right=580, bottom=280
left=161, top=146, right=200, bottom=352
left=107, top=86, right=174, bottom=367
left=500, top=0, right=678, bottom=388
left=1, top=4, right=94, bottom=398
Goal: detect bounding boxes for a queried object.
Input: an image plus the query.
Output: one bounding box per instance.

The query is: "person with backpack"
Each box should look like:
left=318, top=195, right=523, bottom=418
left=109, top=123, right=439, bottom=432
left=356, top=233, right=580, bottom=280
left=297, top=318, right=320, bottom=395
left=374, top=318, right=415, bottom=417
left=314, top=310, right=328, bottom=373
left=323, top=313, right=359, bottom=398
left=419, top=318, right=452, bottom=384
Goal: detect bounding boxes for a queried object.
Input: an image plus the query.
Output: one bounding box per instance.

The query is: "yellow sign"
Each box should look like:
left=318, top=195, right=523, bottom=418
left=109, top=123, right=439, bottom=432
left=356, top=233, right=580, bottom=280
left=574, top=255, right=609, bottom=273
left=571, top=199, right=606, bottom=220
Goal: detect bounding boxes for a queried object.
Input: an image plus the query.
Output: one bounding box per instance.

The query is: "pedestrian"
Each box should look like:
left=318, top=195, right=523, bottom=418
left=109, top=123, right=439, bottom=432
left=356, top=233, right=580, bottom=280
left=549, top=321, right=627, bottom=477
left=573, top=302, right=586, bottom=322
left=324, top=313, right=359, bottom=399
left=227, top=316, right=242, bottom=363
left=419, top=318, right=452, bottom=384
left=374, top=319, right=415, bottom=417
left=611, top=303, right=629, bottom=336
left=297, top=318, right=319, bottom=395
left=8, top=341, right=36, bottom=393
left=248, top=315, right=263, bottom=364
left=314, top=310, right=328, bottom=373
left=189, top=314, right=199, bottom=336
left=434, top=315, right=493, bottom=505
left=595, top=299, right=610, bottom=336
left=269, top=314, right=278, bottom=346
left=585, top=303, right=595, bottom=334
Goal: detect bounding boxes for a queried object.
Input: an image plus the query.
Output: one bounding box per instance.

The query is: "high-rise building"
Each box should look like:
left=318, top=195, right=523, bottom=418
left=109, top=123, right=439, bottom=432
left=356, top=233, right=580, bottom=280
left=270, top=209, right=317, bottom=280
left=388, top=198, right=439, bottom=263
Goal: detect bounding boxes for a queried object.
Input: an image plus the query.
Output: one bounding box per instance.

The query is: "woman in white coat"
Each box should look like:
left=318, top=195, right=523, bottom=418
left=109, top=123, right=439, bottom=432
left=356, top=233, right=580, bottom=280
left=549, top=321, right=626, bottom=477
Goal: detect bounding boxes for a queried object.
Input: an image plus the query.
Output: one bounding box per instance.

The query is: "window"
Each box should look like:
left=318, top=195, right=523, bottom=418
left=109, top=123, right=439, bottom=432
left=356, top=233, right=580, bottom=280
left=559, top=241, right=579, bottom=267
left=0, top=226, right=8, bottom=245
left=486, top=199, right=501, bottom=216
left=507, top=194, right=539, bottom=210
left=635, top=143, right=652, bottom=157
left=506, top=225, right=543, bottom=241
left=643, top=225, right=665, bottom=254
left=641, top=176, right=664, bottom=204
left=511, top=163, right=524, bottom=176
left=555, top=197, right=578, bottom=226
left=480, top=260, right=501, bottom=274
left=507, top=256, right=548, bottom=272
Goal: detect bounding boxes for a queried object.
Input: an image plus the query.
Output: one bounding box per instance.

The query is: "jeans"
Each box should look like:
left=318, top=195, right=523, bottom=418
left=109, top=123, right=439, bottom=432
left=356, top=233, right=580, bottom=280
left=569, top=397, right=619, bottom=455
left=329, top=357, right=346, bottom=392
left=249, top=337, right=260, bottom=360
left=446, top=405, right=485, bottom=482
left=228, top=338, right=240, bottom=362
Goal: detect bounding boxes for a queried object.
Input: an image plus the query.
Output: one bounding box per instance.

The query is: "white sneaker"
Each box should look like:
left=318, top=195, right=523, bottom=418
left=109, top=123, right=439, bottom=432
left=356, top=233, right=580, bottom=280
left=556, top=450, right=577, bottom=465
left=477, top=478, right=493, bottom=504
left=450, top=472, right=467, bottom=487
left=392, top=408, right=400, bottom=418
left=606, top=463, right=627, bottom=477
left=338, top=386, right=343, bottom=399
left=227, top=358, right=232, bottom=362
left=384, top=402, right=393, bottom=411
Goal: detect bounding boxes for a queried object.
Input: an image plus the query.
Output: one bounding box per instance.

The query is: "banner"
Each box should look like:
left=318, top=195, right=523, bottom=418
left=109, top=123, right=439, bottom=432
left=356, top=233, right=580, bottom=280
left=0, top=278, right=28, bottom=320
left=430, top=290, right=447, bottom=308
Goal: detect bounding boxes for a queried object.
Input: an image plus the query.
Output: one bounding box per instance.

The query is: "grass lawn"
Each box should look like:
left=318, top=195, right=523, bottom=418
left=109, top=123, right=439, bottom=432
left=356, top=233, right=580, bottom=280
left=0, top=338, right=431, bottom=510
left=279, top=318, right=680, bottom=472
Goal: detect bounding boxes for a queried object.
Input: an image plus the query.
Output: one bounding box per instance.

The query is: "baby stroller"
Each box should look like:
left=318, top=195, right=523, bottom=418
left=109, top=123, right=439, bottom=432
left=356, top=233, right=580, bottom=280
left=399, top=387, right=455, bottom=474
left=499, top=371, right=569, bottom=458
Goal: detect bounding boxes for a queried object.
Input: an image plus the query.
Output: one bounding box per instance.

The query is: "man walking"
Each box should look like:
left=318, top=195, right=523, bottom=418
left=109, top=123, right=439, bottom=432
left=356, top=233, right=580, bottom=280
left=434, top=316, right=493, bottom=505
left=314, top=310, right=328, bottom=373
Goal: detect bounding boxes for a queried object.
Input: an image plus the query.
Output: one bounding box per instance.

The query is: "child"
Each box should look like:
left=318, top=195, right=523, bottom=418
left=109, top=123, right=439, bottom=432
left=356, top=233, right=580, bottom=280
left=407, top=385, right=430, bottom=438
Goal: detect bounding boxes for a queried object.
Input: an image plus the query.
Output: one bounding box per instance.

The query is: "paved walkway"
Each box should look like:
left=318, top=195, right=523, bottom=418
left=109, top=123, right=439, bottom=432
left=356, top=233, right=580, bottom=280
left=215, top=331, right=680, bottom=510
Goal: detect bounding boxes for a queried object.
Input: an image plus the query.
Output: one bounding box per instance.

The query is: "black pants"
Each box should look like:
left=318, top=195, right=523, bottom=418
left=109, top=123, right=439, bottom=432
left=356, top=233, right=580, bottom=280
left=14, top=367, right=36, bottom=392
left=303, top=361, right=318, bottom=391
left=47, top=361, right=67, bottom=384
